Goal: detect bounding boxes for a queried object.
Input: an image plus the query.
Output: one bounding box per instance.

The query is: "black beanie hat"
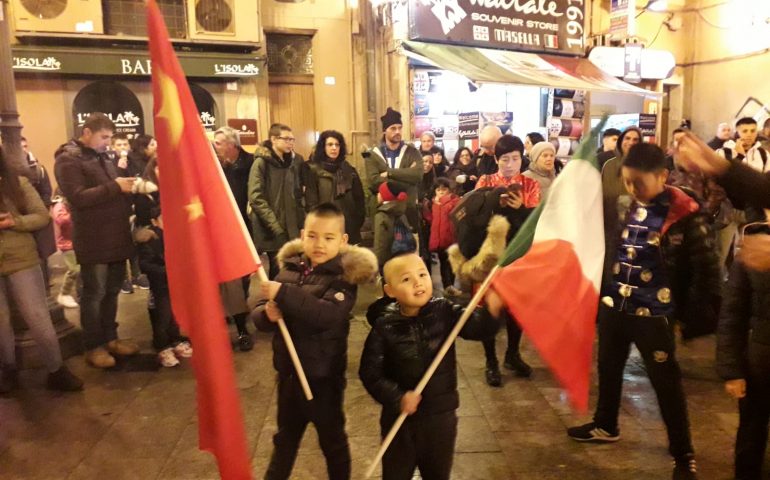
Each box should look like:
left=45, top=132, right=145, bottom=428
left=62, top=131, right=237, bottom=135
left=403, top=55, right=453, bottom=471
left=381, top=107, right=403, bottom=131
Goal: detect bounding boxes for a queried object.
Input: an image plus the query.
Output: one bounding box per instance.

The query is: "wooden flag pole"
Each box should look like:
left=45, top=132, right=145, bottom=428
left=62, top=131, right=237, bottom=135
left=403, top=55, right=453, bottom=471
left=364, top=265, right=501, bottom=478
left=256, top=268, right=314, bottom=401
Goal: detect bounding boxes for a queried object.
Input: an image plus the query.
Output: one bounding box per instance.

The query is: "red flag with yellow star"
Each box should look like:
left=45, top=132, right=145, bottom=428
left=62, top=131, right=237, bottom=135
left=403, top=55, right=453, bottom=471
left=147, top=1, right=259, bottom=478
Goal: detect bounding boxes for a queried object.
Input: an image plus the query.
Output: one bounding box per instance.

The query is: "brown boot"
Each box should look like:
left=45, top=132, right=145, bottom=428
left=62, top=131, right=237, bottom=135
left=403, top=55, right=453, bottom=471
left=107, top=339, right=139, bottom=356
left=85, top=348, right=116, bottom=368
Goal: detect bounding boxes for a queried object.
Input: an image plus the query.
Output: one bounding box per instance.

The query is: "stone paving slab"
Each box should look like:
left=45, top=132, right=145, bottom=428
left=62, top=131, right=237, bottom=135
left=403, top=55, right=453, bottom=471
left=0, top=276, right=766, bottom=479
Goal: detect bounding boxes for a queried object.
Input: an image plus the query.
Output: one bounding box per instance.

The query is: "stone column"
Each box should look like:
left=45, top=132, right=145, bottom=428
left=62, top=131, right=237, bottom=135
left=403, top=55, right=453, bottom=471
left=1, top=1, right=82, bottom=367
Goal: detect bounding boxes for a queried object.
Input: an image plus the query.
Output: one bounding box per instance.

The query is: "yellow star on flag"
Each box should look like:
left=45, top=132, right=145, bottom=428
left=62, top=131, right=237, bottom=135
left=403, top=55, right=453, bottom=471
left=157, top=69, right=184, bottom=148
left=185, top=196, right=205, bottom=222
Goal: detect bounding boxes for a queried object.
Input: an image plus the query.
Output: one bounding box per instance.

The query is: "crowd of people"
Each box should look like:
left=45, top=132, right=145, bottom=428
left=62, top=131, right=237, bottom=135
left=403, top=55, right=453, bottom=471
left=1, top=107, right=770, bottom=480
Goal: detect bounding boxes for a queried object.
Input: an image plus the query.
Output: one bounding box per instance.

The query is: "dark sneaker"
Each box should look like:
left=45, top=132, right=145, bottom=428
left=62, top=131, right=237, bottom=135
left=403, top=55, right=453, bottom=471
left=133, top=275, right=150, bottom=290
left=0, top=366, right=19, bottom=394
left=672, top=454, right=698, bottom=480
left=503, top=350, right=533, bottom=378
left=47, top=366, right=84, bottom=392
left=237, top=334, right=254, bottom=352
left=567, top=422, right=620, bottom=443
left=120, top=279, right=134, bottom=294
left=485, top=362, right=502, bottom=387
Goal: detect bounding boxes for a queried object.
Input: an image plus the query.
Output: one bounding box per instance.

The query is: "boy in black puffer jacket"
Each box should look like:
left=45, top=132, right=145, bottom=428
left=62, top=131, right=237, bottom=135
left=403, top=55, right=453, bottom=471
left=360, top=252, right=500, bottom=480
left=717, top=222, right=770, bottom=480
left=252, top=203, right=377, bottom=480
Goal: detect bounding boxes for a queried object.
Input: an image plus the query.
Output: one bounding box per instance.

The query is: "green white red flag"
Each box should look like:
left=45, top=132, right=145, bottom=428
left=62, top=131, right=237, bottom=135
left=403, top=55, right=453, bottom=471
left=490, top=120, right=607, bottom=412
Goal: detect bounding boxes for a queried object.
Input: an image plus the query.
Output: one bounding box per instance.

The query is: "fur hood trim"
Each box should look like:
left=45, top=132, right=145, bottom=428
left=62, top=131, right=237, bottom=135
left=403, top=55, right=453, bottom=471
left=133, top=227, right=158, bottom=244
left=276, top=239, right=378, bottom=285
left=448, top=215, right=510, bottom=284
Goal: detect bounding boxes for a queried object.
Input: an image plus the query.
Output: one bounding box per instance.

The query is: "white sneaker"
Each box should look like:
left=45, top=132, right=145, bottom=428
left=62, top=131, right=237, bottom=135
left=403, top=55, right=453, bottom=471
left=158, top=348, right=180, bottom=367
left=173, top=341, right=193, bottom=358
left=57, top=294, right=79, bottom=309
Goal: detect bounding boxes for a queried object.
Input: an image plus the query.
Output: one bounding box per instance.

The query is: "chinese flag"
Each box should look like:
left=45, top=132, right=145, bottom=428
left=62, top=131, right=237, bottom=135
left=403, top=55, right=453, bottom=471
left=147, top=1, right=259, bottom=478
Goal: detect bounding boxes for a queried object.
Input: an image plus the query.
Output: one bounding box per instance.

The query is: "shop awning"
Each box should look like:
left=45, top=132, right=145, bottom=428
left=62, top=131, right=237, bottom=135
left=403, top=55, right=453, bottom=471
left=402, top=41, right=654, bottom=96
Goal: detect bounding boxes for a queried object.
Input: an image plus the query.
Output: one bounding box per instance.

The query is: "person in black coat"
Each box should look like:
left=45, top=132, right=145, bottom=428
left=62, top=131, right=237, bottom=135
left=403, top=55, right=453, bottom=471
left=360, top=253, right=500, bottom=480
left=304, top=130, right=365, bottom=244
left=252, top=204, right=378, bottom=480
left=717, top=224, right=770, bottom=480
left=122, top=134, right=157, bottom=178
left=446, top=147, right=478, bottom=195
left=135, top=209, right=191, bottom=366
left=214, top=126, right=255, bottom=349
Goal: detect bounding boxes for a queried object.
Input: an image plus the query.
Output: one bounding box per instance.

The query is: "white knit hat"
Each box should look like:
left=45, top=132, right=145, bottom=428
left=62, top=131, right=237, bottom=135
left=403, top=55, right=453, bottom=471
left=529, top=141, right=556, bottom=165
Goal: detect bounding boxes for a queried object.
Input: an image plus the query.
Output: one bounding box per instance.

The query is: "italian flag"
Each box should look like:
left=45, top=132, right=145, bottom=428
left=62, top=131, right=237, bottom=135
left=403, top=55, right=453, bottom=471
left=490, top=121, right=606, bottom=412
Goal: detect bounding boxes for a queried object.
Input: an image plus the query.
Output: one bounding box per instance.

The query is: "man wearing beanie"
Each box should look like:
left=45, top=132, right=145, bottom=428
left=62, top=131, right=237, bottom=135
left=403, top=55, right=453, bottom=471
left=365, top=107, right=422, bottom=232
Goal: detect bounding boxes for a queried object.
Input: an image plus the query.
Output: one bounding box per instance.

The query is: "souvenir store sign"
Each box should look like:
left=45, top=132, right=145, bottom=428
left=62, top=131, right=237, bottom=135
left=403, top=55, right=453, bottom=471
left=408, top=0, right=586, bottom=56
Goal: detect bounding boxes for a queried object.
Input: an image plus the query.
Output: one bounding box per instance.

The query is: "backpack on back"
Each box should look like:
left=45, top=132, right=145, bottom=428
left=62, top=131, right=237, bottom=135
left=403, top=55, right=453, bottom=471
left=391, top=215, right=417, bottom=255
left=450, top=187, right=505, bottom=259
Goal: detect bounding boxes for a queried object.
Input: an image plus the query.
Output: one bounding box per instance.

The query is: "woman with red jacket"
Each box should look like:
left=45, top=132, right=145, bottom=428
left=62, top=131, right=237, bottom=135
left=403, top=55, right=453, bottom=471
left=426, top=177, right=461, bottom=295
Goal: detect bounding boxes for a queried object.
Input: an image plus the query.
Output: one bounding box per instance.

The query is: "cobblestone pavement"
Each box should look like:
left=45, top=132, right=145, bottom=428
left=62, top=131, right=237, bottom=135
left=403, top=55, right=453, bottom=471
left=0, top=271, right=764, bottom=479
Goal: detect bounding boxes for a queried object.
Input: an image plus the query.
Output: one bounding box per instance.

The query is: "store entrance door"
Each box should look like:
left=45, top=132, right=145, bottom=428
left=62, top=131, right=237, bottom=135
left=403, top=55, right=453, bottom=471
left=268, top=79, right=316, bottom=160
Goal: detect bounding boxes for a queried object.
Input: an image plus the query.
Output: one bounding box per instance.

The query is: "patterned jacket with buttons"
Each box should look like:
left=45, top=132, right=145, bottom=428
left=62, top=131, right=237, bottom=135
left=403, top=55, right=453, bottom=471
left=602, top=186, right=721, bottom=339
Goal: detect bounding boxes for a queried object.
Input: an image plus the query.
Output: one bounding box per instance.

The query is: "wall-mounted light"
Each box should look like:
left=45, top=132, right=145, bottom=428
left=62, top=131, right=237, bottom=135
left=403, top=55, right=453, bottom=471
left=647, top=0, right=667, bottom=12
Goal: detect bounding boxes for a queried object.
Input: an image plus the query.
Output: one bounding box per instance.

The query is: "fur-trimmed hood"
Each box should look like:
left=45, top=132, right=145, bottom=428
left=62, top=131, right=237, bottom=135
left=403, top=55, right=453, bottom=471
left=448, top=215, right=510, bottom=284
left=276, top=238, right=378, bottom=285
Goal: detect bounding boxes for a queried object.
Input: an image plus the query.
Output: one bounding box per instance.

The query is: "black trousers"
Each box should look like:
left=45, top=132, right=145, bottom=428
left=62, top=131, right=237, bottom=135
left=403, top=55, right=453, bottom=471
left=482, top=310, right=522, bottom=365
left=593, top=305, right=693, bottom=458
left=436, top=250, right=455, bottom=289
left=265, top=375, right=351, bottom=480
left=735, top=342, right=770, bottom=480
left=149, top=291, right=184, bottom=351
left=266, top=251, right=281, bottom=280
left=419, top=221, right=432, bottom=271
left=380, top=410, right=457, bottom=480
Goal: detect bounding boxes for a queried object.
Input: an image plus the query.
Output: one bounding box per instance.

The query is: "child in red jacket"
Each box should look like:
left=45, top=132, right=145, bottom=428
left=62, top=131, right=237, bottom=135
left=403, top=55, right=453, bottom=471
left=426, top=178, right=461, bottom=296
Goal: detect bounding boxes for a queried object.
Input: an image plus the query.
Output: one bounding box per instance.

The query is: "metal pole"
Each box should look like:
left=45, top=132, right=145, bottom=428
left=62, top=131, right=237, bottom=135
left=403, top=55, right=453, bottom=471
left=0, top=0, right=25, bottom=169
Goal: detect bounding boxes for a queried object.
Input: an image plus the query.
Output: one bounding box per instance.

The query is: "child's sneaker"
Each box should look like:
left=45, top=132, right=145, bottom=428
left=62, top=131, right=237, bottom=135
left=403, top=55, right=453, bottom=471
left=158, top=348, right=180, bottom=367
left=567, top=422, right=620, bottom=443
left=173, top=341, right=193, bottom=358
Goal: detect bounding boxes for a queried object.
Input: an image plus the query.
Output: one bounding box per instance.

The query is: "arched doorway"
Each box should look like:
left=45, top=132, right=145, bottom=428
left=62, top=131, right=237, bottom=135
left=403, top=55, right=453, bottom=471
left=72, top=81, right=145, bottom=138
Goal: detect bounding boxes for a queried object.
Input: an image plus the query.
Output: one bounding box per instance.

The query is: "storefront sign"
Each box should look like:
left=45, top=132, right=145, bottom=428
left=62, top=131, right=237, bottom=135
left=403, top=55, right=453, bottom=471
left=638, top=113, right=657, bottom=138
left=588, top=46, right=675, bottom=80
left=623, top=43, right=642, bottom=83
left=13, top=56, right=62, bottom=71
left=609, top=0, right=635, bottom=37
left=227, top=119, right=258, bottom=146
left=72, top=81, right=145, bottom=137
left=458, top=111, right=480, bottom=139
left=481, top=111, right=513, bottom=135
left=12, top=47, right=263, bottom=79
left=407, top=0, right=586, bottom=56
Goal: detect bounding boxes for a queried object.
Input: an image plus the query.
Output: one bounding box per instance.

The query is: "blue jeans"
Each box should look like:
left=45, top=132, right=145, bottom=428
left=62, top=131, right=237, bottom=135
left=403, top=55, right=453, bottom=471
left=0, top=266, right=63, bottom=372
left=80, top=262, right=125, bottom=350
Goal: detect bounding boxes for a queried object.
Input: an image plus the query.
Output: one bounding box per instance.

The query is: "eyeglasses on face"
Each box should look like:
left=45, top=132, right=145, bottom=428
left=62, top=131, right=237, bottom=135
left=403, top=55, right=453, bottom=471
left=277, top=136, right=296, bottom=142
